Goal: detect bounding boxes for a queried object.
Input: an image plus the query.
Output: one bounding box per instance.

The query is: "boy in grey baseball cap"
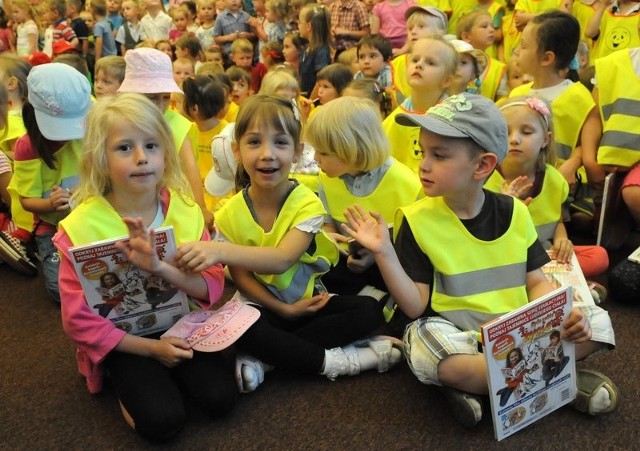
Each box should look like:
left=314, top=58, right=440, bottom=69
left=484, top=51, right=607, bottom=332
left=341, top=93, right=593, bottom=427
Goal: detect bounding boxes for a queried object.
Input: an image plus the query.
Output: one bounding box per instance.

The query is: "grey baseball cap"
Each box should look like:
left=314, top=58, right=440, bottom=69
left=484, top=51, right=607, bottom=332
left=395, top=93, right=507, bottom=162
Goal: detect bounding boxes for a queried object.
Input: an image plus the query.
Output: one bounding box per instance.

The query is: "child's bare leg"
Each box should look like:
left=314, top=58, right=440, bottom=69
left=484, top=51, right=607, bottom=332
left=437, top=354, right=489, bottom=395
left=622, top=185, right=640, bottom=226
left=575, top=339, right=606, bottom=360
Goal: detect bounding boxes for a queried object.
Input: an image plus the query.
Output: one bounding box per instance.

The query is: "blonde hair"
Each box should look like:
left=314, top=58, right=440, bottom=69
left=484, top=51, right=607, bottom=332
left=499, top=95, right=557, bottom=171
left=456, top=9, right=491, bottom=39
left=265, top=0, right=289, bottom=21
left=95, top=55, right=126, bottom=83
left=406, top=10, right=446, bottom=35
left=197, top=61, right=224, bottom=75
left=305, top=97, right=389, bottom=172
left=258, top=69, right=300, bottom=96
left=230, top=38, right=253, bottom=55
left=74, top=93, right=192, bottom=205
left=11, top=0, right=35, bottom=21
left=410, top=36, right=458, bottom=79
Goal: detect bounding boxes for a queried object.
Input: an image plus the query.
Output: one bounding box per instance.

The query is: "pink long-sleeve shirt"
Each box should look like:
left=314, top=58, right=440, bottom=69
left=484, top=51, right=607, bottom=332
left=53, top=190, right=225, bottom=393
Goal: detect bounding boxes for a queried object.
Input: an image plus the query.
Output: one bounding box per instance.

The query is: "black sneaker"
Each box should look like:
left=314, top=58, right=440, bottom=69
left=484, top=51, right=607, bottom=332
left=441, top=387, right=483, bottom=428
left=0, top=231, right=38, bottom=276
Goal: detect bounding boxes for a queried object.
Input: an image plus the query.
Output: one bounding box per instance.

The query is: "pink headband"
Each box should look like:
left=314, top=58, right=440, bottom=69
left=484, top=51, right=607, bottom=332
left=500, top=97, right=551, bottom=131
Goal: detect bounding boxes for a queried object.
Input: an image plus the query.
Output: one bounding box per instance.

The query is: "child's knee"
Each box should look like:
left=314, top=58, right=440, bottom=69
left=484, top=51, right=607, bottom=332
left=134, top=404, right=186, bottom=443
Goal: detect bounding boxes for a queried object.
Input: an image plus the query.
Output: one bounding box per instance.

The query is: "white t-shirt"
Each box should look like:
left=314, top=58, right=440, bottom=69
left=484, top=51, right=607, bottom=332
left=16, top=20, right=38, bottom=56
left=139, top=10, right=172, bottom=41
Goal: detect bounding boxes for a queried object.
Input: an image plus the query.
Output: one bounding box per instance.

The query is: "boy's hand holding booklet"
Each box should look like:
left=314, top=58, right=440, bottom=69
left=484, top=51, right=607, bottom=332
left=481, top=286, right=576, bottom=441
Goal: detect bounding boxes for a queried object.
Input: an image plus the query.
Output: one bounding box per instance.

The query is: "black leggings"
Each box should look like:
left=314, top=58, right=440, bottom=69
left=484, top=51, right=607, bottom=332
left=235, top=295, right=384, bottom=373
left=105, top=349, right=237, bottom=442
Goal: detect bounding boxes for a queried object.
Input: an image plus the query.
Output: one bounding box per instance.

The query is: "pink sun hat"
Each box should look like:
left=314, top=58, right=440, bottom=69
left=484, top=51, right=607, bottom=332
left=118, top=48, right=182, bottom=94
left=161, top=298, right=260, bottom=352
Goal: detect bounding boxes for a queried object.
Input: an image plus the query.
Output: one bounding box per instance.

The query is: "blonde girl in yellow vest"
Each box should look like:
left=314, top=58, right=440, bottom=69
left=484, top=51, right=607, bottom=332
left=53, top=93, right=243, bottom=442
left=489, top=95, right=609, bottom=279
left=512, top=11, right=601, bottom=194
left=176, top=95, right=404, bottom=393
left=304, top=96, right=422, bottom=297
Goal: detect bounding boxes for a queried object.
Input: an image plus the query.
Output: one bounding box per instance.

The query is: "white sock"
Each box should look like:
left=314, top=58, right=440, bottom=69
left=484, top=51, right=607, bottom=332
left=589, top=386, right=611, bottom=414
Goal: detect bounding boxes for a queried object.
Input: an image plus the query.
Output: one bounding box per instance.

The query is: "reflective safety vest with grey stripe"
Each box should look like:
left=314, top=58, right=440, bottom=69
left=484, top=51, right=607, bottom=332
left=214, top=182, right=339, bottom=304
left=596, top=49, right=640, bottom=168
left=396, top=194, right=535, bottom=331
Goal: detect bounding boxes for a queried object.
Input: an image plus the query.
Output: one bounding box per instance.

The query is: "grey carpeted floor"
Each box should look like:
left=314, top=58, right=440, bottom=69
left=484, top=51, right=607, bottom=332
left=2, top=238, right=639, bottom=450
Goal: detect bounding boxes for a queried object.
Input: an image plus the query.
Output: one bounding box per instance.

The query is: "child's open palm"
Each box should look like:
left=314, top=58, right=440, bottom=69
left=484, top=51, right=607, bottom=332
left=341, top=205, right=391, bottom=255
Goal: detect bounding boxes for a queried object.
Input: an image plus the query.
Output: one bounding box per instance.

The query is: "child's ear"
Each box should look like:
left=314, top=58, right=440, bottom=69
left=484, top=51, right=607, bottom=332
left=540, top=50, right=555, bottom=68
left=474, top=152, right=498, bottom=180
left=231, top=140, right=241, bottom=162
left=460, top=31, right=472, bottom=44
left=440, top=73, right=454, bottom=90
left=5, top=76, right=18, bottom=92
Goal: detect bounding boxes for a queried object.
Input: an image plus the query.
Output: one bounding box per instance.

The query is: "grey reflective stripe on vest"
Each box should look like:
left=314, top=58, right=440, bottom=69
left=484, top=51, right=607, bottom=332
left=536, top=222, right=557, bottom=247
left=434, top=262, right=527, bottom=297
left=601, top=131, right=640, bottom=151
left=556, top=142, right=572, bottom=160
left=601, top=98, right=640, bottom=121
left=265, top=258, right=332, bottom=304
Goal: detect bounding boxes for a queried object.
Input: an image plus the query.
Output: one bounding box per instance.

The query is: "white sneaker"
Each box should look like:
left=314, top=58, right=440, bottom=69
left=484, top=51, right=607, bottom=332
left=323, top=336, right=404, bottom=381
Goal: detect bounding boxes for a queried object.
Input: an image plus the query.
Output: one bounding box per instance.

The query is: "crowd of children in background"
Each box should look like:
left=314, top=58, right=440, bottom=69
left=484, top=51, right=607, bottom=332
left=0, top=0, right=638, bottom=442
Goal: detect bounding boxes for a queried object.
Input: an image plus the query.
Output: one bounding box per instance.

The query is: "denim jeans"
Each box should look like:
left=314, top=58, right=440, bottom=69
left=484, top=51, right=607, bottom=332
left=35, top=232, right=60, bottom=302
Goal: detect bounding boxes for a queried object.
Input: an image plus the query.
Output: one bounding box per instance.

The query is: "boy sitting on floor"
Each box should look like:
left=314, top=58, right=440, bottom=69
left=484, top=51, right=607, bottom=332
left=343, top=93, right=618, bottom=427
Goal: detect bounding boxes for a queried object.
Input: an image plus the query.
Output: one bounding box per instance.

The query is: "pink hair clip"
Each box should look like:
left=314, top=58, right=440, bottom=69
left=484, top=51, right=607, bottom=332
left=525, top=97, right=550, bottom=118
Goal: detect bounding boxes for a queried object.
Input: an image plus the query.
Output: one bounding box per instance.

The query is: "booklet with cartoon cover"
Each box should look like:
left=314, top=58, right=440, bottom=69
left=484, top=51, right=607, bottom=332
left=69, top=225, right=189, bottom=336
left=541, top=251, right=594, bottom=308
left=481, top=286, right=576, bottom=441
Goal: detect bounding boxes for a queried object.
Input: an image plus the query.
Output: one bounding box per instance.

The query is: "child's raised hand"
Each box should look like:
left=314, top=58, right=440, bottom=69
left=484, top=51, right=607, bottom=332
left=341, top=205, right=391, bottom=255
left=281, top=292, right=331, bottom=319
left=561, top=307, right=592, bottom=343
left=551, top=237, right=573, bottom=263
left=501, top=176, right=533, bottom=205
left=175, top=241, right=218, bottom=273
left=49, top=185, right=72, bottom=211
left=115, top=217, right=163, bottom=273
left=154, top=336, right=194, bottom=367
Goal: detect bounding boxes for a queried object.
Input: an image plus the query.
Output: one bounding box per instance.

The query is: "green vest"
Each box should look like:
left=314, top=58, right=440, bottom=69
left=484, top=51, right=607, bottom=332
left=215, top=183, right=339, bottom=303
left=481, top=56, right=506, bottom=101
left=395, top=195, right=533, bottom=331
left=164, top=109, right=199, bottom=162
left=591, top=11, right=640, bottom=61
left=383, top=104, right=424, bottom=174
left=10, top=139, right=83, bottom=226
left=391, top=54, right=410, bottom=104
left=60, top=188, right=203, bottom=246
left=595, top=49, right=640, bottom=167
left=320, top=159, right=421, bottom=227
left=510, top=82, right=594, bottom=161
left=486, top=164, right=568, bottom=248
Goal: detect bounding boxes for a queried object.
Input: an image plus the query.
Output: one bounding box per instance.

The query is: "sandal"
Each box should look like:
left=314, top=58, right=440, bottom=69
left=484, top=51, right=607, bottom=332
left=588, top=281, right=608, bottom=305
left=574, top=369, right=619, bottom=415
